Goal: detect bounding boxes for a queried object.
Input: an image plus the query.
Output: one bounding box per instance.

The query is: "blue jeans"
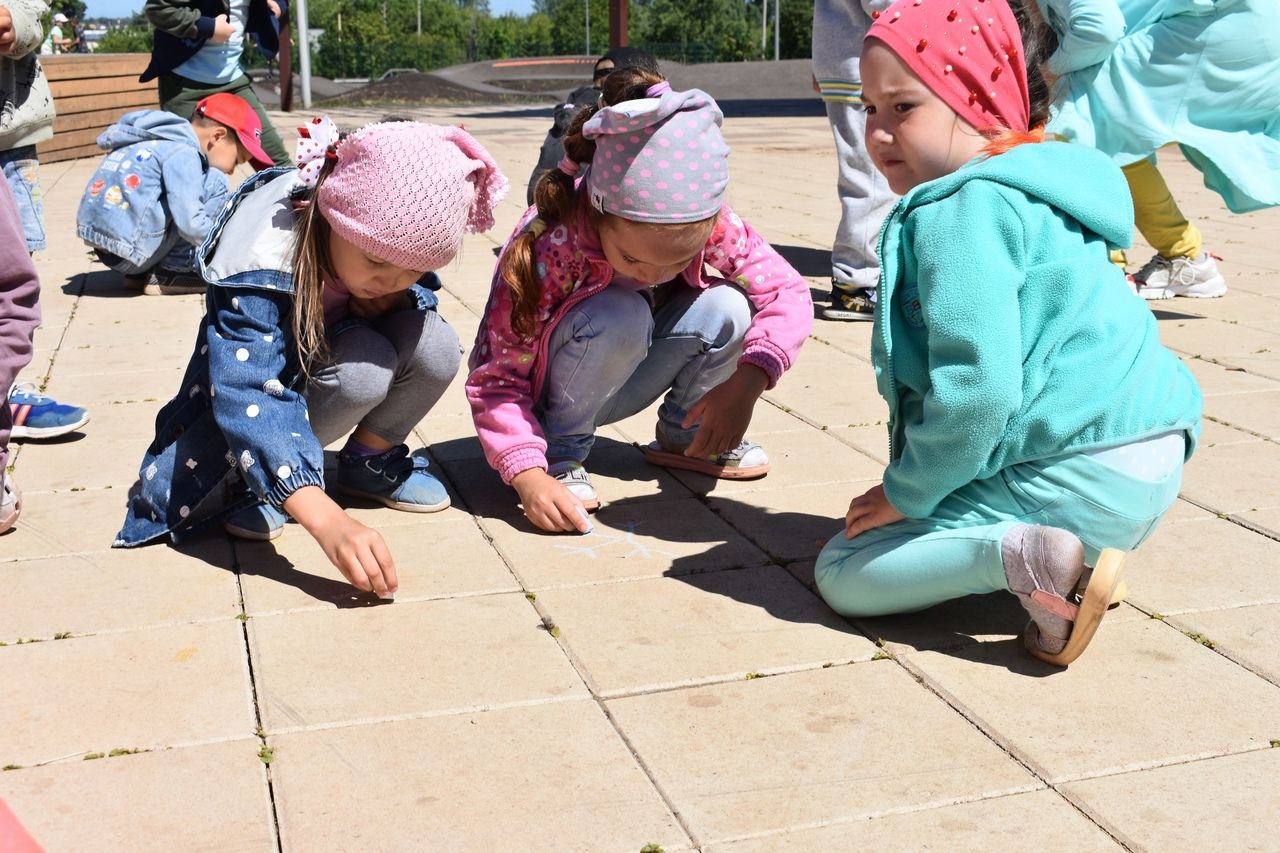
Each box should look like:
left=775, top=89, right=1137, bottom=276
left=537, top=281, right=752, bottom=463
left=814, top=450, right=1183, bottom=618
left=1, top=146, right=45, bottom=252
left=95, top=234, right=199, bottom=277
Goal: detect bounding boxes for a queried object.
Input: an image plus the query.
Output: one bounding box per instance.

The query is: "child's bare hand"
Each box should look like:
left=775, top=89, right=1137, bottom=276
left=314, top=515, right=399, bottom=597
left=683, top=365, right=768, bottom=458
left=512, top=469, right=591, bottom=534
left=211, top=14, right=235, bottom=43
left=266, top=0, right=281, bottom=18
left=844, top=484, right=905, bottom=539
left=0, top=8, right=15, bottom=53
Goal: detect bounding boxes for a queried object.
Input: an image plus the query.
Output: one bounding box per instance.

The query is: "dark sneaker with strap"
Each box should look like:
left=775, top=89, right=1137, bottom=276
left=820, top=282, right=877, bottom=321
left=144, top=270, right=207, bottom=296
left=8, top=383, right=90, bottom=439
left=337, top=444, right=450, bottom=512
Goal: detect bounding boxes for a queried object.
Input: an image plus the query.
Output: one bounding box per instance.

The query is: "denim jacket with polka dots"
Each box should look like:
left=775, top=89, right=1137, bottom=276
left=113, top=168, right=439, bottom=547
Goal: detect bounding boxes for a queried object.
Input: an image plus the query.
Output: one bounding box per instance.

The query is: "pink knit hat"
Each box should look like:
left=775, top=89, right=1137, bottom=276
left=315, top=121, right=508, bottom=272
left=866, top=0, right=1030, bottom=133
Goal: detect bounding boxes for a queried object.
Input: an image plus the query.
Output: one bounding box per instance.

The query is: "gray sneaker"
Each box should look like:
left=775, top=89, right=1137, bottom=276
left=547, top=460, right=600, bottom=511
left=144, top=271, right=207, bottom=296
left=1, top=474, right=20, bottom=535
left=1133, top=251, right=1227, bottom=300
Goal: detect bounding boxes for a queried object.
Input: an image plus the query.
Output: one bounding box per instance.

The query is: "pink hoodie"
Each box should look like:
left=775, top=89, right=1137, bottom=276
left=467, top=202, right=812, bottom=484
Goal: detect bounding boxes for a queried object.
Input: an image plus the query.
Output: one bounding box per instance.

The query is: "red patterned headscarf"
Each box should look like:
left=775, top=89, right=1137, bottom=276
left=866, top=0, right=1031, bottom=134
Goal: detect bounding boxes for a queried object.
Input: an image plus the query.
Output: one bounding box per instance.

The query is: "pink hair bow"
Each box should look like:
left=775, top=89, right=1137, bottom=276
left=294, top=115, right=341, bottom=188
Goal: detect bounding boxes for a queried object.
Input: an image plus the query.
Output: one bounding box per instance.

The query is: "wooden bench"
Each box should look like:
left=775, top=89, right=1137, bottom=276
left=36, top=54, right=157, bottom=164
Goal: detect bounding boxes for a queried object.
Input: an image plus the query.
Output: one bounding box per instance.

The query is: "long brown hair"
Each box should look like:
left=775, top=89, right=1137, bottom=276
left=498, top=67, right=667, bottom=341
left=289, top=158, right=339, bottom=375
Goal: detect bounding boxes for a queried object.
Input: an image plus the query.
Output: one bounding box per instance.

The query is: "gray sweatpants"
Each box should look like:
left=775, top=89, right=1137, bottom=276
left=825, top=100, right=897, bottom=292
left=304, top=307, right=462, bottom=447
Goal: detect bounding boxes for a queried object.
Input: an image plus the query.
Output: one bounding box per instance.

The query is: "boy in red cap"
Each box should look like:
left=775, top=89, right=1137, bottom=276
left=75, top=92, right=269, bottom=294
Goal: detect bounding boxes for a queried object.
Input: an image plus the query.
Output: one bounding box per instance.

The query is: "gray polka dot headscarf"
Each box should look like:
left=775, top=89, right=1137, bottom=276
left=580, top=82, right=731, bottom=224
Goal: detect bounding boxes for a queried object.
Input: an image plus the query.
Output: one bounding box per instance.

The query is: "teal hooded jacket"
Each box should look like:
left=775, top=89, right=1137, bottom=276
left=872, top=141, right=1202, bottom=519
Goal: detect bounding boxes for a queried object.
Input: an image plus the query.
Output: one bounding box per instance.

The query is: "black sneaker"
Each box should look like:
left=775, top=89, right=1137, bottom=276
left=821, top=283, right=877, bottom=322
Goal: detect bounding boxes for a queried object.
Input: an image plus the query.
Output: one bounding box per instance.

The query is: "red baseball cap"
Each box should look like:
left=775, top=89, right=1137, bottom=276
left=193, top=93, right=273, bottom=169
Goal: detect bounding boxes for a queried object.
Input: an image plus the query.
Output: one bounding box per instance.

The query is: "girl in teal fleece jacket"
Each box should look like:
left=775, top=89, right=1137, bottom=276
left=813, top=0, right=1202, bottom=665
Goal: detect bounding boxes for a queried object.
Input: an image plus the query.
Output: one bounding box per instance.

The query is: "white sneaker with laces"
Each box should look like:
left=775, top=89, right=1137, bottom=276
left=1134, top=251, right=1227, bottom=300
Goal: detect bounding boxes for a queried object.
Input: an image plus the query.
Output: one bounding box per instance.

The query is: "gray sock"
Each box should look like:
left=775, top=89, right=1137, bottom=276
left=1002, top=524, right=1087, bottom=655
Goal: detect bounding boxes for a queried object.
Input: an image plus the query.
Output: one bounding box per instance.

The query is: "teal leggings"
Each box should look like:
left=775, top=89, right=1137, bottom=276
left=814, top=452, right=1183, bottom=617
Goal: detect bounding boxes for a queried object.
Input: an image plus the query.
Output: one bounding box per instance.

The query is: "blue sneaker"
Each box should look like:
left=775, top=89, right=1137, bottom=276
left=223, top=501, right=289, bottom=541
left=8, top=383, right=90, bottom=439
left=337, top=444, right=450, bottom=512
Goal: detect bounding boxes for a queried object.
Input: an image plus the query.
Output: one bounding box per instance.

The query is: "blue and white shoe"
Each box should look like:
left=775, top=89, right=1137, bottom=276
left=8, top=383, right=90, bottom=439
left=223, top=501, right=289, bottom=541
left=337, top=444, right=450, bottom=513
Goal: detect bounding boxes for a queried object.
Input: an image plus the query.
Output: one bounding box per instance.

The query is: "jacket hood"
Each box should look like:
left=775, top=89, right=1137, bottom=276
left=98, top=110, right=201, bottom=151
left=900, top=141, right=1133, bottom=247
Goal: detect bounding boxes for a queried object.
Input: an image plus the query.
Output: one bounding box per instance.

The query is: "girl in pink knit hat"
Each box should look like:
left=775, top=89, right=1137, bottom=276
left=115, top=118, right=508, bottom=600
left=468, top=67, right=813, bottom=535
left=812, top=0, right=1201, bottom=665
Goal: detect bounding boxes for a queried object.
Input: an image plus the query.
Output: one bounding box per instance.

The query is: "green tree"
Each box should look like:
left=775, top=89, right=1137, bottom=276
left=96, top=25, right=153, bottom=53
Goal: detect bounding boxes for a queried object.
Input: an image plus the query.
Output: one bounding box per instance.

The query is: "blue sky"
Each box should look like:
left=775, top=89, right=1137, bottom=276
left=87, top=0, right=536, bottom=20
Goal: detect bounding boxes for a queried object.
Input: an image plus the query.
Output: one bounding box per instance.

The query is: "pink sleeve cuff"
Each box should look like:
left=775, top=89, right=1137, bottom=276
left=495, top=445, right=549, bottom=485
left=740, top=343, right=788, bottom=390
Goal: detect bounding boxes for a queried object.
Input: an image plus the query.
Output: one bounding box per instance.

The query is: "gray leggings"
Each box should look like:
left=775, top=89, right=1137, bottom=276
left=304, top=307, right=462, bottom=447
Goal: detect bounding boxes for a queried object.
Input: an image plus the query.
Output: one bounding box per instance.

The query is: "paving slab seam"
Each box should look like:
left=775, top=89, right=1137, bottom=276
left=5, top=733, right=260, bottom=771
left=1038, top=742, right=1280, bottom=787
left=593, top=656, right=881, bottom=702
left=1175, top=493, right=1280, bottom=543
left=518, top=559, right=776, bottom=594
left=889, top=653, right=1135, bottom=848
left=241, top=584, right=523, bottom=618
left=695, top=783, right=1050, bottom=849
left=260, top=693, right=596, bottom=736
left=7, top=273, right=86, bottom=473
left=1201, top=413, right=1280, bottom=445
left=0, top=613, right=245, bottom=646
left=1160, top=612, right=1280, bottom=690
left=804, top=330, right=876, bottom=364
left=1198, top=354, right=1280, bottom=384
left=228, top=551, right=287, bottom=852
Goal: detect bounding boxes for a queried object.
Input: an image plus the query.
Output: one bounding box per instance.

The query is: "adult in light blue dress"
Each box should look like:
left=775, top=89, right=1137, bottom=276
left=1035, top=0, right=1280, bottom=296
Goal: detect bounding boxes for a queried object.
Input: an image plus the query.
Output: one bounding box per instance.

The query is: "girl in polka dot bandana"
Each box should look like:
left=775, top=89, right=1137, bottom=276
left=813, top=0, right=1201, bottom=665
left=114, top=119, right=508, bottom=600
left=467, top=68, right=813, bottom=535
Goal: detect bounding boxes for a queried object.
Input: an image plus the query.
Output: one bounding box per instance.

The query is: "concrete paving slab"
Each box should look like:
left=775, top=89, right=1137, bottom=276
left=1124, top=508, right=1280, bottom=615
left=0, top=740, right=275, bottom=851
left=535, top=564, right=876, bottom=696
left=1179, top=439, right=1280, bottom=513
left=12, top=436, right=142, bottom=493
left=904, top=619, right=1280, bottom=784
left=1169, top=602, right=1280, bottom=686
left=248, top=593, right=586, bottom=732
left=1061, top=750, right=1280, bottom=852
left=1180, top=355, right=1280, bottom=396
left=270, top=701, right=687, bottom=851
left=237, top=513, right=519, bottom=613
left=1200, top=389, right=1280, bottom=440
left=1, top=486, right=138, bottom=557
left=0, top=621, right=255, bottom=766
left=0, top=539, right=238, bottom=640
left=708, top=789, right=1120, bottom=852
left=480, top=495, right=772, bottom=590
left=659, top=427, right=887, bottom=496
left=606, top=663, right=1039, bottom=845
left=706, top=482, right=860, bottom=563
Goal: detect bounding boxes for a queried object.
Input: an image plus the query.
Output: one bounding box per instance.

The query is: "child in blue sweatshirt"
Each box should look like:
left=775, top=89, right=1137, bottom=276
left=813, top=0, right=1202, bottom=665
left=76, top=92, right=270, bottom=294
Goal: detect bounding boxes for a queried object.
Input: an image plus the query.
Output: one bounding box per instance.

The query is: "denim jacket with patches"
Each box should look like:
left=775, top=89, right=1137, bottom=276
left=113, top=168, right=440, bottom=547
left=76, top=110, right=229, bottom=268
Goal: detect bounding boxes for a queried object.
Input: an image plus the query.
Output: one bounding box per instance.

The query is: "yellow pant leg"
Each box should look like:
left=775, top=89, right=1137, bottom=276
left=1122, top=157, right=1202, bottom=259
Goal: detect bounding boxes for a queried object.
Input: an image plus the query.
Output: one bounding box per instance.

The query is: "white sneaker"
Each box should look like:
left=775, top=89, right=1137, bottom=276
left=1134, top=252, right=1227, bottom=300
left=1, top=474, right=20, bottom=535
left=547, top=460, right=600, bottom=511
